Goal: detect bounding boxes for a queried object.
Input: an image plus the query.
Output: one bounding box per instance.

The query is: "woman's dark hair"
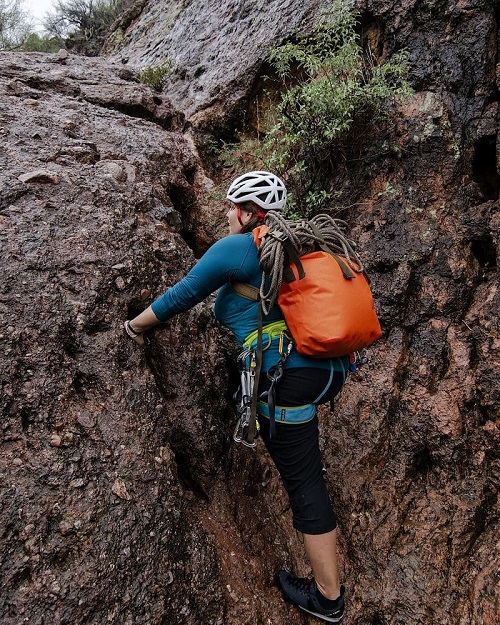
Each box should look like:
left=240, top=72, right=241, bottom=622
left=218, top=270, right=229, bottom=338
left=239, top=201, right=266, bottom=234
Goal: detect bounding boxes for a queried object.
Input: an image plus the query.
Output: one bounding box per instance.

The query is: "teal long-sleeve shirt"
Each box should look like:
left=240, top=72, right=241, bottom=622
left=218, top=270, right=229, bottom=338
left=151, top=233, right=348, bottom=374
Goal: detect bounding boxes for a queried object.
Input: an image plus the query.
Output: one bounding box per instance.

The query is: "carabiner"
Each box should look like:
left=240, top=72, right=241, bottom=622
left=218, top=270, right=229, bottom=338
left=278, top=331, right=285, bottom=356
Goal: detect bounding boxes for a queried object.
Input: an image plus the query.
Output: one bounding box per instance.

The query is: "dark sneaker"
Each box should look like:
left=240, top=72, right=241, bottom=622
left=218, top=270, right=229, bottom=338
left=276, top=570, right=345, bottom=623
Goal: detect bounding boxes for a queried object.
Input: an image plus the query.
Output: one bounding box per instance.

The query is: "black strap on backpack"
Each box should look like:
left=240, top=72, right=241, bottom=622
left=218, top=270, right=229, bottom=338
left=309, top=223, right=355, bottom=279
left=267, top=230, right=306, bottom=284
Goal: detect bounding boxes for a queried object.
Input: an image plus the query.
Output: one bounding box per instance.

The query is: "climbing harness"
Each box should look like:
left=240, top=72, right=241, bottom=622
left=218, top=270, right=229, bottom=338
left=258, top=354, right=347, bottom=436
left=232, top=323, right=292, bottom=447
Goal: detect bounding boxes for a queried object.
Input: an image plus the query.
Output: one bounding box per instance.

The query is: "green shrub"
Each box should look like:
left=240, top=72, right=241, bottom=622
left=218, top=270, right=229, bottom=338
left=262, top=0, right=413, bottom=217
left=22, top=32, right=62, bottom=52
left=139, top=61, right=174, bottom=91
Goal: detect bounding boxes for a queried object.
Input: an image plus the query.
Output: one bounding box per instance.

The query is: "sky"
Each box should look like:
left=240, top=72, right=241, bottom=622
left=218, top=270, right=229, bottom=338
left=23, top=0, right=57, bottom=32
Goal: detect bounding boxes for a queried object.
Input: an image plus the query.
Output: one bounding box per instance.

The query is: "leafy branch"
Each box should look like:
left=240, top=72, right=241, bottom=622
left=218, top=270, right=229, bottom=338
left=262, top=0, right=413, bottom=216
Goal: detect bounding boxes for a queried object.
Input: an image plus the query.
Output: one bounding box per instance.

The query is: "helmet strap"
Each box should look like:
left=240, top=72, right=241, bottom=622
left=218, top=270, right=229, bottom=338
left=236, top=205, right=245, bottom=227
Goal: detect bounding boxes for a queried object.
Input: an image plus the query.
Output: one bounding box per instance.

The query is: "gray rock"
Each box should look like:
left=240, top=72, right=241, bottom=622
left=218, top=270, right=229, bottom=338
left=103, top=0, right=320, bottom=124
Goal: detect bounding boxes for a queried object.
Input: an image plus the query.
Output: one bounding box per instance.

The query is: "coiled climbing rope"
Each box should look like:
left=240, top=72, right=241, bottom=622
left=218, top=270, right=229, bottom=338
left=258, top=211, right=364, bottom=314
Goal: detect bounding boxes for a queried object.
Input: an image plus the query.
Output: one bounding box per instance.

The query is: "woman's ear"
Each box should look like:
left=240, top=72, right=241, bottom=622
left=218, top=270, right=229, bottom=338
left=241, top=209, right=253, bottom=225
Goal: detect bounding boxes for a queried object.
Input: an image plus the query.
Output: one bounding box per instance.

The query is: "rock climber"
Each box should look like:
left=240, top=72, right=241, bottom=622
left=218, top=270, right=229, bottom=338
left=124, top=171, right=347, bottom=623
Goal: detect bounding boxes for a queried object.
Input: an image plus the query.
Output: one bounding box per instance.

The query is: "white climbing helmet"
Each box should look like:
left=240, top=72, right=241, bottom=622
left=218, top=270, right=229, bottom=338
left=226, top=171, right=287, bottom=211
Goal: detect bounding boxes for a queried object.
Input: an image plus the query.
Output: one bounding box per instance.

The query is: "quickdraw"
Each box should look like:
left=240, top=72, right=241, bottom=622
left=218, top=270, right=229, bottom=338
left=233, top=349, right=260, bottom=448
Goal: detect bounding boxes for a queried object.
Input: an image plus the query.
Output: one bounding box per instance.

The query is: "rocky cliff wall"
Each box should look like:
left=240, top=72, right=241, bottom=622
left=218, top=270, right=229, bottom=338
left=0, top=49, right=312, bottom=625
left=103, top=0, right=323, bottom=126
left=1, top=1, right=499, bottom=624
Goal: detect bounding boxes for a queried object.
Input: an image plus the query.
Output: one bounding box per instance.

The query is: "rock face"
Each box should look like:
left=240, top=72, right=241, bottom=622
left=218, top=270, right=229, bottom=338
left=0, top=50, right=309, bottom=625
left=103, top=0, right=322, bottom=126
left=1, top=1, right=499, bottom=624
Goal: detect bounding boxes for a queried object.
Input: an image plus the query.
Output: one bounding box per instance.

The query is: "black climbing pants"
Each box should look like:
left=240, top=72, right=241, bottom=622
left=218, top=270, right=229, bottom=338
left=258, top=367, right=345, bottom=535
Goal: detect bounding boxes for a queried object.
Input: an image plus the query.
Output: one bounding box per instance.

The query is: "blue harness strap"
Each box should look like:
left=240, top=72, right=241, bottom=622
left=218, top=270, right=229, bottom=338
left=258, top=359, right=343, bottom=425
left=257, top=401, right=317, bottom=424
left=311, top=360, right=335, bottom=404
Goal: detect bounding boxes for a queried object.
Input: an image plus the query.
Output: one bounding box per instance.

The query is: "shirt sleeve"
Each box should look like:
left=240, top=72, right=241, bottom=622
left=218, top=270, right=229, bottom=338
left=151, top=234, right=254, bottom=321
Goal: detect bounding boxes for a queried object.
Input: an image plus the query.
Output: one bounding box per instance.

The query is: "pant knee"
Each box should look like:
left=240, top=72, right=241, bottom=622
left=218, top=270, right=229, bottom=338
left=289, top=480, right=337, bottom=534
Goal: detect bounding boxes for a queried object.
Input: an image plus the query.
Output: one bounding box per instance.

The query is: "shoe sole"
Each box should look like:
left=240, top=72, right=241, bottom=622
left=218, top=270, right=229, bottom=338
left=298, top=605, right=345, bottom=623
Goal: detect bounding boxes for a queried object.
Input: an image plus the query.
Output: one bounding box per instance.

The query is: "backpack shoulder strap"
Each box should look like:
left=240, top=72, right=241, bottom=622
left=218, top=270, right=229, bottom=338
left=230, top=281, right=260, bottom=301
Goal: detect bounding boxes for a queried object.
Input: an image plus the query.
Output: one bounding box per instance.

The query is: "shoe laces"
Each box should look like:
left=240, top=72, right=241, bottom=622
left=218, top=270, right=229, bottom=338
left=287, top=574, right=314, bottom=594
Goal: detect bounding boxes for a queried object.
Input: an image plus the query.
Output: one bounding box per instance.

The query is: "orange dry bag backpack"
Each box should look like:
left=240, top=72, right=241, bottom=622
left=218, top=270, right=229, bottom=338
left=251, top=214, right=382, bottom=358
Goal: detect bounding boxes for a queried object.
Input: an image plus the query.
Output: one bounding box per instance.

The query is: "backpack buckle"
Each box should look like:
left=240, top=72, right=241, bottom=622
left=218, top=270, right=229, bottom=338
left=269, top=229, right=288, bottom=243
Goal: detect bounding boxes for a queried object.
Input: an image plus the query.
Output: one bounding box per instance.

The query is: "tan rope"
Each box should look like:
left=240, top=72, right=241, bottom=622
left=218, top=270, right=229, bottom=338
left=258, top=211, right=364, bottom=315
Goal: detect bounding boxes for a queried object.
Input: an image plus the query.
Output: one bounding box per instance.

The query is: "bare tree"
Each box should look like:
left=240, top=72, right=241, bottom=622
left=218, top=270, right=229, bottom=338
left=43, top=0, right=126, bottom=56
left=0, top=0, right=33, bottom=50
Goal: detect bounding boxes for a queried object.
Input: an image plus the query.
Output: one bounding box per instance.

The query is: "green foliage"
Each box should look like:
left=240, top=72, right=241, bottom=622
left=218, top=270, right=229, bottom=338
left=377, top=182, right=396, bottom=198
left=262, top=0, right=413, bottom=217
left=21, top=32, right=62, bottom=52
left=139, top=61, right=174, bottom=91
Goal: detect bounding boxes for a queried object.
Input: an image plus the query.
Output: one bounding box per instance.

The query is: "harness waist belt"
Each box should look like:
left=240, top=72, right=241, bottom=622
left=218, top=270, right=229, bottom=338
left=243, top=321, right=290, bottom=351
left=257, top=401, right=317, bottom=424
